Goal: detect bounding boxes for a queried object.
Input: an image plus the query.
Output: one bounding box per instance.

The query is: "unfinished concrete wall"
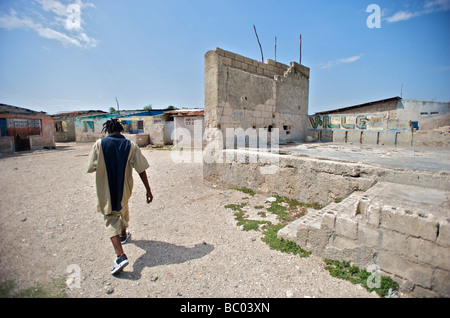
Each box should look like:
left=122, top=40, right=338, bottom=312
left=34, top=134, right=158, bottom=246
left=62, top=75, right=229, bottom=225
left=203, top=146, right=450, bottom=297
left=308, top=99, right=450, bottom=147
left=204, top=48, right=310, bottom=145
left=53, top=116, right=76, bottom=142
left=75, top=114, right=119, bottom=142
left=279, top=182, right=450, bottom=297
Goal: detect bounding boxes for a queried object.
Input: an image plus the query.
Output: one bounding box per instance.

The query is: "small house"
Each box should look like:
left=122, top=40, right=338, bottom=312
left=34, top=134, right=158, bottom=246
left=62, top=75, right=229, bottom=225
left=53, top=110, right=106, bottom=142
left=0, top=103, right=55, bottom=152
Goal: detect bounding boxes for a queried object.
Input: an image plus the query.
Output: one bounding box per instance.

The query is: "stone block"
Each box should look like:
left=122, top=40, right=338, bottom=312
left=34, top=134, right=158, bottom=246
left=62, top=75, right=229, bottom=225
left=243, top=57, right=254, bottom=65
left=224, top=50, right=235, bottom=59
left=366, top=204, right=381, bottom=226
left=248, top=64, right=257, bottom=73
left=252, top=110, right=261, bottom=118
left=380, top=207, right=438, bottom=241
left=432, top=268, right=450, bottom=297
left=222, top=107, right=233, bottom=117
left=222, top=57, right=232, bottom=66
left=231, top=59, right=242, bottom=69
left=357, top=223, right=380, bottom=248
left=234, top=54, right=244, bottom=62
left=378, top=251, right=433, bottom=289
left=220, top=115, right=230, bottom=124
left=321, top=210, right=336, bottom=230
left=261, top=111, right=271, bottom=118
left=411, top=285, right=440, bottom=298
left=263, top=68, right=274, bottom=77
left=335, top=216, right=358, bottom=240
left=331, top=235, right=359, bottom=250
left=380, top=229, right=408, bottom=255
left=407, top=236, right=450, bottom=271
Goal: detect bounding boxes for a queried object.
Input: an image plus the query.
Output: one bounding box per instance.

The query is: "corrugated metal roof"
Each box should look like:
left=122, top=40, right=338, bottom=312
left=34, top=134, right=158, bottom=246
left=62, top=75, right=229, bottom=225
left=165, top=109, right=204, bottom=116
left=313, top=97, right=401, bottom=115
left=0, top=103, right=49, bottom=116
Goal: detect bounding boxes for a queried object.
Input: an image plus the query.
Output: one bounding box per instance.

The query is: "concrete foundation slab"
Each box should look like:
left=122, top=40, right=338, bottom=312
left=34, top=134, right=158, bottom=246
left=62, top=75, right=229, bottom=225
left=203, top=142, right=450, bottom=297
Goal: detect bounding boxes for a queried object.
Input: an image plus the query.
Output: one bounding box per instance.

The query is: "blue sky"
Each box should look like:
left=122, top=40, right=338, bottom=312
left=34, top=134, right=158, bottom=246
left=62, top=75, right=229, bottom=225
left=0, top=0, right=449, bottom=115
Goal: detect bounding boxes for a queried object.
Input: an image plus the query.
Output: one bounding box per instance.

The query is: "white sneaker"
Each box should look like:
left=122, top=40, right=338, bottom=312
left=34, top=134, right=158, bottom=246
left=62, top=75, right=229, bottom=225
left=120, top=229, right=131, bottom=244
left=111, top=254, right=129, bottom=275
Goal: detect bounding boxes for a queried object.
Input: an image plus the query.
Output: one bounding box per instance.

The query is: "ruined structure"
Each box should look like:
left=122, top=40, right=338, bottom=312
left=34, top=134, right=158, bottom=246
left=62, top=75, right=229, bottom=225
left=308, top=97, right=450, bottom=147
left=204, top=47, right=310, bottom=145
left=0, top=103, right=55, bottom=152
left=73, top=109, right=177, bottom=146
left=53, top=110, right=105, bottom=142
left=75, top=113, right=120, bottom=142
left=202, top=48, right=450, bottom=297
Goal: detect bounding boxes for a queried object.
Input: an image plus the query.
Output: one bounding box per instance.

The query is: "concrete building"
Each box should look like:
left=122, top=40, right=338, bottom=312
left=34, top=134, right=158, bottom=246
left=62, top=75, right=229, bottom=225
left=74, top=109, right=177, bottom=146
left=202, top=48, right=450, bottom=297
left=120, top=109, right=172, bottom=146
left=53, top=110, right=106, bottom=142
left=204, top=47, right=310, bottom=147
left=308, top=97, right=450, bottom=147
left=168, top=109, right=204, bottom=148
left=74, top=113, right=120, bottom=142
left=0, top=103, right=55, bottom=152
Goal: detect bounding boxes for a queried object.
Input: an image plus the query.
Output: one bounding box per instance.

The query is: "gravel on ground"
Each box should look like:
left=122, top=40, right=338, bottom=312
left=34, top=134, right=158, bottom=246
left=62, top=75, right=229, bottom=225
left=0, top=142, right=378, bottom=298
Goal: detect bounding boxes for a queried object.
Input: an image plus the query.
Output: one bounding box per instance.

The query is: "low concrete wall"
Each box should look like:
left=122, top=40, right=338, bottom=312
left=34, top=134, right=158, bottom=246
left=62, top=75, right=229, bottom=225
left=279, top=183, right=450, bottom=297
left=203, top=149, right=450, bottom=297
left=308, top=100, right=450, bottom=148
left=0, top=136, right=14, bottom=152
left=203, top=149, right=450, bottom=206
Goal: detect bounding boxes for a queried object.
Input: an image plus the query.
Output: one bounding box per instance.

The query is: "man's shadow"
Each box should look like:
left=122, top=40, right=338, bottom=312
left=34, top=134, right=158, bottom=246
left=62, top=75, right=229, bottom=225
left=116, top=240, right=214, bottom=280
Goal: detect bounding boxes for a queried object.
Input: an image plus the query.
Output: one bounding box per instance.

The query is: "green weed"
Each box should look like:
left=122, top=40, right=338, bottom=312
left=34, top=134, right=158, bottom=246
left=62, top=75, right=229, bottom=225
left=224, top=191, right=313, bottom=258
left=0, top=278, right=68, bottom=298
left=262, top=224, right=311, bottom=257
left=323, top=259, right=399, bottom=297
left=229, top=187, right=256, bottom=196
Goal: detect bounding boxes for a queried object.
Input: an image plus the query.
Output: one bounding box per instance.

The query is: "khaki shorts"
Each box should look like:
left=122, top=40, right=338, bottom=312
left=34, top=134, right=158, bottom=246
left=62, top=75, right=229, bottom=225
left=104, top=203, right=130, bottom=238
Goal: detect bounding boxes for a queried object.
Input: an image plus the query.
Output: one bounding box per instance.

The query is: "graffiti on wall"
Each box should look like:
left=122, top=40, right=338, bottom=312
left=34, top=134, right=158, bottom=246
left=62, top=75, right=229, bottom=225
left=309, top=114, right=383, bottom=130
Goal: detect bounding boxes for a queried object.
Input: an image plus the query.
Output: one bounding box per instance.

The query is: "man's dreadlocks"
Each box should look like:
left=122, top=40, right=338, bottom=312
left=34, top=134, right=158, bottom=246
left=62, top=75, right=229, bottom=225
left=102, top=118, right=124, bottom=134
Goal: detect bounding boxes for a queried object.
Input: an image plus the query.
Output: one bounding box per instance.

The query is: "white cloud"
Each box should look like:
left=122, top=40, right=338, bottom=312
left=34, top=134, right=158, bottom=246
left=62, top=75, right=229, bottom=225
left=0, top=10, right=37, bottom=30
left=386, top=0, right=450, bottom=23
left=385, top=11, right=418, bottom=23
left=424, top=0, right=450, bottom=11
left=0, top=1, right=97, bottom=49
left=320, top=54, right=363, bottom=69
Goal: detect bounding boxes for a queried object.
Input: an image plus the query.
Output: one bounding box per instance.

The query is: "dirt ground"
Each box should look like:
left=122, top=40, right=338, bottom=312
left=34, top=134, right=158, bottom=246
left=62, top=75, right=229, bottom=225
left=0, top=142, right=378, bottom=298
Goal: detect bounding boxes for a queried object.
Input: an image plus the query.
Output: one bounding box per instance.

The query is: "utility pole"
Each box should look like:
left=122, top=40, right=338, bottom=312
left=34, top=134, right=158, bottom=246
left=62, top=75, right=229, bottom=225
left=274, top=36, right=277, bottom=62
left=115, top=97, right=120, bottom=114
left=253, top=25, right=264, bottom=63
left=299, top=34, right=302, bottom=64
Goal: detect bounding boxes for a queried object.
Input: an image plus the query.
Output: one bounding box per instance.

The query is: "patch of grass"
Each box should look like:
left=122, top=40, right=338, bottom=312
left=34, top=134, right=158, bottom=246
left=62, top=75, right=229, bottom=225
left=235, top=211, right=271, bottom=231
left=0, top=278, right=69, bottom=298
left=266, top=195, right=316, bottom=224
left=262, top=224, right=311, bottom=257
left=229, top=187, right=256, bottom=196
left=224, top=202, right=247, bottom=211
left=254, top=205, right=264, bottom=210
left=257, top=211, right=267, bottom=218
left=323, top=259, right=399, bottom=297
left=224, top=194, right=314, bottom=258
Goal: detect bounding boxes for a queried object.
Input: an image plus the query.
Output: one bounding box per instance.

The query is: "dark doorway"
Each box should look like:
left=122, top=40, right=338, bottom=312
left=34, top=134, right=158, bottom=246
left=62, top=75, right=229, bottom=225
left=15, top=136, right=30, bottom=151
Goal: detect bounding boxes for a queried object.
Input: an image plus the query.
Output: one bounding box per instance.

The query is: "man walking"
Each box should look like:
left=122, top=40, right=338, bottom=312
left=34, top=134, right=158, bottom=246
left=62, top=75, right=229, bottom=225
left=87, top=118, right=153, bottom=275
